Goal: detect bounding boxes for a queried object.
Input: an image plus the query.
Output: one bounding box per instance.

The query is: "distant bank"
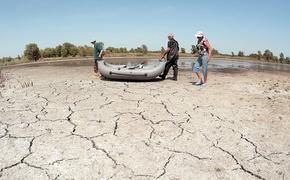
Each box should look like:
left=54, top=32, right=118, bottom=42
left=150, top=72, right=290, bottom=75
left=1, top=53, right=290, bottom=67
left=1, top=56, right=290, bottom=74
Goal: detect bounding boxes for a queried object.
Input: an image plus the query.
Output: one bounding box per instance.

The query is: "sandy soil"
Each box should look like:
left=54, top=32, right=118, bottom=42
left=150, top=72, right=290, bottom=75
left=0, top=65, right=290, bottom=180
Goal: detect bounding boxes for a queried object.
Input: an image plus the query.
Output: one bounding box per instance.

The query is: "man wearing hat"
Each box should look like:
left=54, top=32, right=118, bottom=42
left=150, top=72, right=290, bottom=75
left=193, top=31, right=212, bottom=85
left=91, top=40, right=105, bottom=76
left=159, top=33, right=180, bottom=81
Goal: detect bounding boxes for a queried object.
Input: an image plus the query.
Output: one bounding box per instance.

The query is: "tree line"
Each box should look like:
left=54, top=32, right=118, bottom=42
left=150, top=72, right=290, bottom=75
left=20, top=43, right=151, bottom=61
left=23, top=43, right=94, bottom=61
left=231, top=50, right=290, bottom=64
left=190, top=45, right=290, bottom=64
left=1, top=42, right=289, bottom=64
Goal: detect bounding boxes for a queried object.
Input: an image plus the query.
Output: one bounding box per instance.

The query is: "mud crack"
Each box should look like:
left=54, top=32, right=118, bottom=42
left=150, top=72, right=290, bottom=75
left=213, top=144, right=265, bottom=180
left=241, top=134, right=281, bottom=164
left=161, top=101, right=177, bottom=116
left=73, top=95, right=92, bottom=106
left=100, top=101, right=114, bottom=109
left=163, top=147, right=211, bottom=161
left=113, top=117, right=120, bottom=136
left=67, top=105, right=77, bottom=133
left=157, top=154, right=175, bottom=179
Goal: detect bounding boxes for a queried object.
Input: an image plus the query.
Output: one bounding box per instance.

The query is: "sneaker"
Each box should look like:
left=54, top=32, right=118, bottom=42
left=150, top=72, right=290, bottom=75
left=195, top=81, right=203, bottom=86
left=201, top=83, right=207, bottom=88
left=192, top=77, right=199, bottom=83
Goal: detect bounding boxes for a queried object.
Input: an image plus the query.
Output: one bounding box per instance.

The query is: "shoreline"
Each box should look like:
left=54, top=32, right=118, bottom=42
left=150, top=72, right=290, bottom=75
left=0, top=56, right=290, bottom=69
left=1, top=55, right=290, bottom=68
left=1, top=57, right=290, bottom=75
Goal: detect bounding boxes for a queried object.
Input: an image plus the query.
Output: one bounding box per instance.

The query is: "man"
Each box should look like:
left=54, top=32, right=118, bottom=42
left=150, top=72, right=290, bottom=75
left=159, top=33, right=179, bottom=81
left=91, top=40, right=105, bottom=76
left=193, top=31, right=212, bottom=86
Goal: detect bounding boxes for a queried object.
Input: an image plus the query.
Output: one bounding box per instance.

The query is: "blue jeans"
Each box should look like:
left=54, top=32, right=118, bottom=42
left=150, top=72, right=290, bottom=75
left=94, top=57, right=101, bottom=65
left=193, top=53, right=209, bottom=81
left=94, top=58, right=102, bottom=72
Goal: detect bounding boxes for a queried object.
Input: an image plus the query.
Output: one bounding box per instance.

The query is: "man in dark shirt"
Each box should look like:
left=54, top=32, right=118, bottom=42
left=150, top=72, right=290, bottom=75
left=91, top=40, right=105, bottom=76
left=160, top=33, right=179, bottom=81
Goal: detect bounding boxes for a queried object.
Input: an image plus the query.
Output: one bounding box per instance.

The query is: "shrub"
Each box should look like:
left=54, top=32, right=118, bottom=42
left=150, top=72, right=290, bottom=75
left=238, top=51, right=244, bottom=57
left=181, top=48, right=186, bottom=53
left=24, top=43, right=41, bottom=61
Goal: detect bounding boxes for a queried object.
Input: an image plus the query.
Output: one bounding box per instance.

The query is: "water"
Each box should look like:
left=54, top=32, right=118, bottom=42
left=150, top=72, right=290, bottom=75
left=7, top=57, right=290, bottom=73
left=144, top=58, right=290, bottom=72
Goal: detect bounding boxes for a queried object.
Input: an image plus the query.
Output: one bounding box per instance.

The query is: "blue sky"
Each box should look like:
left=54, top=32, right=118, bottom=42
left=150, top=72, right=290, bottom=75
left=0, top=0, right=290, bottom=57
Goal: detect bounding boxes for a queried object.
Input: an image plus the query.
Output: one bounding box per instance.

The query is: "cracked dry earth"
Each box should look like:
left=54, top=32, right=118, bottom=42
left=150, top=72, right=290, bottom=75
left=0, top=65, right=290, bottom=180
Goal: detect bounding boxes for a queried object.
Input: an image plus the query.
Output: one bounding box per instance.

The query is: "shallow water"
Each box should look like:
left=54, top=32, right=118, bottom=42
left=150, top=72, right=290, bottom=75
left=5, top=58, right=290, bottom=73
left=141, top=58, right=290, bottom=72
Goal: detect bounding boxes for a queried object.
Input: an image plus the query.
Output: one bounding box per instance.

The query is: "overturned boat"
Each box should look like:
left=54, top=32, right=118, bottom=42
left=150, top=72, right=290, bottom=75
left=98, top=60, right=166, bottom=81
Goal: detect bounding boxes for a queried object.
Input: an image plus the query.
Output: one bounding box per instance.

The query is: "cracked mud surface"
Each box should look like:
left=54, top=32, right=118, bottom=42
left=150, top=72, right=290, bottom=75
left=0, top=66, right=290, bottom=180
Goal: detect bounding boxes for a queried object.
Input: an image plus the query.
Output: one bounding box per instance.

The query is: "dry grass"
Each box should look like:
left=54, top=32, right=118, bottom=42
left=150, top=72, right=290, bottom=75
left=17, top=80, right=34, bottom=88
left=0, top=69, right=5, bottom=88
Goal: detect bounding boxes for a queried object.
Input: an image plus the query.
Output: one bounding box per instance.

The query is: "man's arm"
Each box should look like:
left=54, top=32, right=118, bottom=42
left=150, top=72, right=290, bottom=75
left=204, top=41, right=212, bottom=61
left=99, top=50, right=105, bottom=59
left=160, top=48, right=170, bottom=59
left=160, top=41, right=172, bottom=59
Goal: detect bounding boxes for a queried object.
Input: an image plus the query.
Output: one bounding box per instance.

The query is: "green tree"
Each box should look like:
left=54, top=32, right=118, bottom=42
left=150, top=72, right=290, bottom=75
left=24, top=43, right=41, bottom=61
left=1, top=57, right=13, bottom=62
left=42, top=48, right=57, bottom=58
left=120, top=47, right=128, bottom=53
left=55, top=45, right=62, bottom=57
left=286, top=57, right=290, bottom=64
left=249, top=53, right=258, bottom=59
left=141, top=44, right=148, bottom=54
left=135, top=47, right=143, bottom=53
left=84, top=46, right=93, bottom=56
left=106, top=47, right=114, bottom=53
left=61, top=43, right=78, bottom=57
left=77, top=45, right=92, bottom=57
left=257, top=51, right=262, bottom=60
left=191, top=45, right=197, bottom=54
left=279, top=52, right=285, bottom=63
left=212, top=49, right=219, bottom=55
left=263, top=49, right=273, bottom=61
left=238, top=51, right=244, bottom=57
left=78, top=46, right=86, bottom=57
left=70, top=46, right=78, bottom=57
left=181, top=48, right=186, bottom=53
left=16, top=55, right=21, bottom=60
left=273, top=56, right=279, bottom=62
left=231, top=52, right=235, bottom=57
left=129, top=48, right=135, bottom=53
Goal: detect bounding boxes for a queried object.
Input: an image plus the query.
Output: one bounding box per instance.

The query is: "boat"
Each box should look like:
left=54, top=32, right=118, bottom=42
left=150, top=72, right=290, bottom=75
left=98, top=60, right=166, bottom=80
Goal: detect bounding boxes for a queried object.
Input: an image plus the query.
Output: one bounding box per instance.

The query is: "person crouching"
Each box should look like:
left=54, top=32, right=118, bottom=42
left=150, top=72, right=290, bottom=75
left=91, top=40, right=105, bottom=77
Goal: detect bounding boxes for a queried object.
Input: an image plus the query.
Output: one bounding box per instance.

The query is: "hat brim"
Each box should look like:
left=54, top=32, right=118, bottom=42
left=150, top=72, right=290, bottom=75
left=195, top=34, right=203, bottom=37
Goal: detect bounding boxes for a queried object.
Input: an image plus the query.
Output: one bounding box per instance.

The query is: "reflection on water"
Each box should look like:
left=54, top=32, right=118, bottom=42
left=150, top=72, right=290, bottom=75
left=107, top=58, right=290, bottom=72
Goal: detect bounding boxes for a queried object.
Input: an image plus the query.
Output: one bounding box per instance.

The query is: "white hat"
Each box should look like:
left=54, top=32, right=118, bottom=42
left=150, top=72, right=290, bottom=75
left=195, top=31, right=204, bottom=37
left=168, top=33, right=174, bottom=37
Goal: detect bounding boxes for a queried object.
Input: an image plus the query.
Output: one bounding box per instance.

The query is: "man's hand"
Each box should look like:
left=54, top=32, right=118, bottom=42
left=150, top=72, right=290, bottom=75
left=160, top=48, right=170, bottom=60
